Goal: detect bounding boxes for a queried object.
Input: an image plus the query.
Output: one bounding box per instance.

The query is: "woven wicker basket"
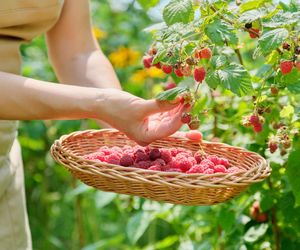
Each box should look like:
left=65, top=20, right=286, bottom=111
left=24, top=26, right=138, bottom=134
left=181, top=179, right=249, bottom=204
left=50, top=129, right=271, bottom=206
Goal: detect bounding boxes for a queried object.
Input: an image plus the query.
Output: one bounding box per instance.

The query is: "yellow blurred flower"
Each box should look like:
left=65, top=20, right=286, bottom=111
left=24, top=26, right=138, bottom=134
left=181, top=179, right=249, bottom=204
left=109, top=47, right=141, bottom=68
left=130, top=67, right=165, bottom=83
left=93, top=27, right=107, bottom=40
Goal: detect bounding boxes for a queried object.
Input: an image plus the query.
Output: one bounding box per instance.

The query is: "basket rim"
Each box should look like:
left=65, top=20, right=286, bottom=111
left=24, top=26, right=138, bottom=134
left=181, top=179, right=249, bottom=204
left=50, top=129, right=271, bottom=189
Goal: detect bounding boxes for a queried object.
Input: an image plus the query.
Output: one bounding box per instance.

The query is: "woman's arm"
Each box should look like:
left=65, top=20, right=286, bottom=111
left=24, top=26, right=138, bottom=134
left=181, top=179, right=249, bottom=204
left=0, top=71, right=185, bottom=145
left=46, top=0, right=121, bottom=89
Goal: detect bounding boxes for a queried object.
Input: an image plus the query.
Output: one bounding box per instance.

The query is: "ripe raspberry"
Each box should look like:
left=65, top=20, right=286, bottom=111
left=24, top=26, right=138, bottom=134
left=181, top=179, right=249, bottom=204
left=206, top=155, right=220, bottom=165
left=187, top=165, right=204, bottom=174
left=149, top=148, right=161, bottom=161
left=214, top=165, right=227, bottom=173
left=134, top=149, right=149, bottom=162
left=151, top=158, right=166, bottom=167
left=174, top=68, right=184, bottom=77
left=227, top=167, right=240, bottom=173
left=280, top=61, right=293, bottom=75
left=282, top=42, right=290, bottom=50
left=249, top=28, right=260, bottom=39
left=169, top=148, right=178, bottom=157
left=148, top=166, right=161, bottom=171
left=295, top=62, right=300, bottom=71
left=268, top=141, right=278, bottom=154
left=143, top=56, right=153, bottom=68
left=168, top=168, right=183, bottom=172
left=177, top=158, right=193, bottom=172
left=194, top=67, right=206, bottom=83
left=188, top=119, right=200, bottom=130
left=219, top=157, right=230, bottom=167
left=253, top=122, right=263, bottom=133
left=271, top=85, right=279, bottom=96
left=84, top=152, right=105, bottom=162
left=200, top=159, right=214, bottom=168
left=134, top=160, right=152, bottom=169
left=203, top=168, right=214, bottom=174
left=160, top=149, right=172, bottom=163
left=186, top=130, right=202, bottom=141
left=106, top=155, right=120, bottom=165
left=153, top=62, right=161, bottom=69
left=161, top=64, right=173, bottom=74
left=245, top=23, right=252, bottom=29
left=194, top=151, right=206, bottom=164
left=182, top=64, right=192, bottom=76
left=199, top=48, right=212, bottom=60
left=249, top=115, right=260, bottom=125
left=120, top=155, right=134, bottom=167
left=295, top=46, right=300, bottom=55
left=181, top=113, right=192, bottom=124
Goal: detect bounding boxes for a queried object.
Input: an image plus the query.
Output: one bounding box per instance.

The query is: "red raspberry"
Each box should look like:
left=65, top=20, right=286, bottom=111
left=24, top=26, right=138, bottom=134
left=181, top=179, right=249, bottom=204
left=194, top=151, right=206, bottom=163
left=200, top=159, right=214, bottom=168
left=168, top=168, right=183, bottom=172
left=206, top=155, right=220, bottom=165
left=187, top=164, right=204, bottom=174
left=199, top=48, right=212, bottom=60
left=142, top=56, right=153, bottom=68
left=268, top=141, right=278, bottom=154
left=249, top=28, right=260, bottom=39
left=160, top=149, right=172, bottom=163
left=111, top=146, right=122, bottom=153
left=163, top=82, right=176, bottom=90
left=174, top=68, right=184, bottom=77
left=253, top=123, right=263, bottom=133
left=177, top=158, right=193, bottom=172
left=249, top=115, right=259, bottom=125
left=153, top=62, right=161, bottom=69
left=218, top=157, right=230, bottom=167
left=295, top=61, right=300, bottom=71
left=134, top=149, right=149, bottom=162
left=134, top=160, right=152, bottom=169
left=149, top=148, right=161, bottom=161
left=181, top=113, right=192, bottom=124
left=203, top=168, right=214, bottom=174
left=188, top=157, right=197, bottom=165
left=106, top=155, right=120, bottom=165
left=148, top=47, right=157, bottom=56
left=84, top=152, right=105, bottom=162
left=170, top=148, right=178, bottom=157
left=194, top=67, right=206, bottom=83
left=280, top=61, right=293, bottom=75
left=151, top=158, right=166, bottom=167
left=186, top=131, right=202, bottom=141
left=148, top=166, right=161, bottom=171
left=120, top=155, right=134, bottom=167
left=227, top=167, right=240, bottom=173
left=214, top=165, right=227, bottom=173
left=161, top=64, right=173, bottom=74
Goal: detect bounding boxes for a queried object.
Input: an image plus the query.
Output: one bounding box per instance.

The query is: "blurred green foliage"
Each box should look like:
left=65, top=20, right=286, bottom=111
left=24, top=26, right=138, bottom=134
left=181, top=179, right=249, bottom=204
left=19, top=0, right=300, bottom=250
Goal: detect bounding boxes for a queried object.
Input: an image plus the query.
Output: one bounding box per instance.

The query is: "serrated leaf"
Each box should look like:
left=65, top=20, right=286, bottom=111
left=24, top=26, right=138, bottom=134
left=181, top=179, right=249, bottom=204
left=218, top=63, right=253, bottom=96
left=206, top=70, right=220, bottom=89
left=155, top=87, right=188, bottom=101
left=239, top=9, right=266, bottom=23
left=240, top=0, right=271, bottom=13
left=263, top=11, right=300, bottom=28
left=205, top=19, right=238, bottom=46
left=127, top=212, right=152, bottom=244
left=280, top=105, right=294, bottom=118
left=137, top=0, right=160, bottom=10
left=163, top=0, right=194, bottom=26
left=244, top=224, right=268, bottom=243
left=287, top=80, right=300, bottom=94
left=210, top=55, right=228, bottom=69
left=287, top=151, right=300, bottom=206
left=258, top=28, right=289, bottom=55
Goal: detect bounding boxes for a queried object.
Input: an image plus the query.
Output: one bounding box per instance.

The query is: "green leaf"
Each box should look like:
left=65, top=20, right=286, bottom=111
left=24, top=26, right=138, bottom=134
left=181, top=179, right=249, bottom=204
left=263, top=11, right=300, bottom=28
left=287, top=150, right=300, bottom=206
left=280, top=105, right=294, bottom=118
left=137, top=0, right=160, bottom=10
left=218, top=209, right=235, bottom=232
left=217, top=63, right=253, bottom=96
left=210, top=55, right=228, bottom=69
left=244, top=224, right=268, bottom=243
left=94, top=191, right=117, bottom=208
left=205, top=19, right=238, bottom=46
left=163, top=0, right=194, bottom=26
left=240, top=0, right=271, bottom=13
left=287, top=80, right=300, bottom=94
left=258, top=28, right=289, bottom=55
left=239, top=9, right=266, bottom=23
left=126, top=211, right=153, bottom=244
left=206, top=70, right=220, bottom=89
left=155, top=87, right=188, bottom=101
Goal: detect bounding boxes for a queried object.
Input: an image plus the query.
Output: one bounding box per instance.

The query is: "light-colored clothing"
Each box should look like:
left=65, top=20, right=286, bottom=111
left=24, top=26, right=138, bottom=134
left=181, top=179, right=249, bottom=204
left=0, top=1, right=64, bottom=249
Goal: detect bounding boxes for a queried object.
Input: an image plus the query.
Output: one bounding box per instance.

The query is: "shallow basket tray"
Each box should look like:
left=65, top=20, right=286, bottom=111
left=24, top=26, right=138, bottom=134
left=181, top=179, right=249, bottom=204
left=50, top=129, right=271, bottom=206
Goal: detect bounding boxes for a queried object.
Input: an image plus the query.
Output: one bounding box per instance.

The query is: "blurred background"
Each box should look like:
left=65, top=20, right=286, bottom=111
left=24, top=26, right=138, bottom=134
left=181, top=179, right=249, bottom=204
left=20, top=0, right=299, bottom=249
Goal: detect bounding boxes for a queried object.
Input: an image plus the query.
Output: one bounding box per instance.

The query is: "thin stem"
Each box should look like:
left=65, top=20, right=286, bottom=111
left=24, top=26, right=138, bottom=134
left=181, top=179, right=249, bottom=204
left=234, top=48, right=244, bottom=66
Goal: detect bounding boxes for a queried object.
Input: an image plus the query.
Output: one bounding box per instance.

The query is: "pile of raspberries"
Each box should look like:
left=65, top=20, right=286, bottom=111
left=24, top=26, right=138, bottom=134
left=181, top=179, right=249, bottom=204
left=84, top=146, right=240, bottom=174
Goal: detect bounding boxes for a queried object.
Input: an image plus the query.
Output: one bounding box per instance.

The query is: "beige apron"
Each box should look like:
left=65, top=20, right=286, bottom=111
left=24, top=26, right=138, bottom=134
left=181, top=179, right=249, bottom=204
left=0, top=1, right=64, bottom=249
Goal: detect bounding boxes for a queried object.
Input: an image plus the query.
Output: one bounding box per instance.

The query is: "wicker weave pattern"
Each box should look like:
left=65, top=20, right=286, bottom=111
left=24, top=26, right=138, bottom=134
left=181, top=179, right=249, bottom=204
left=50, top=129, right=271, bottom=206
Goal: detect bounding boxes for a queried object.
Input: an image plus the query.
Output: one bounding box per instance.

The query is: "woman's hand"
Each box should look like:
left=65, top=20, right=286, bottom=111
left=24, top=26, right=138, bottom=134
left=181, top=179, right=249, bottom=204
left=97, top=88, right=187, bottom=145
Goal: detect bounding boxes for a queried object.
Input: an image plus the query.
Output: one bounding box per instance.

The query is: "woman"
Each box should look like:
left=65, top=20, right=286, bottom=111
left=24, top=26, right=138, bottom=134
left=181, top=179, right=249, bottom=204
left=0, top=0, right=190, bottom=249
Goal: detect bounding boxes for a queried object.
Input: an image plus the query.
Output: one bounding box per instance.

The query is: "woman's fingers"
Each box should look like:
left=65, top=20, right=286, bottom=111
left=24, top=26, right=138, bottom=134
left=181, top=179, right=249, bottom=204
left=142, top=99, right=180, bottom=117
